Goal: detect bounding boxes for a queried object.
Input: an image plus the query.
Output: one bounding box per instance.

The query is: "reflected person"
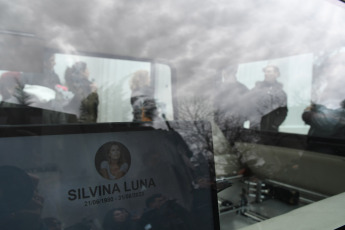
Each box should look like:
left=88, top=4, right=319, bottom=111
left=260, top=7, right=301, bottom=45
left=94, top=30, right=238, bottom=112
left=64, top=61, right=99, bottom=123
left=214, top=66, right=249, bottom=144
left=15, top=53, right=72, bottom=122
left=100, top=142, right=129, bottom=179
left=140, top=194, right=195, bottom=230
left=246, top=65, right=288, bottom=132
left=130, top=70, right=158, bottom=122
left=302, top=52, right=345, bottom=139
left=0, top=166, right=45, bottom=230
left=302, top=101, right=345, bottom=139
left=22, top=52, right=61, bottom=90
left=102, top=208, right=139, bottom=230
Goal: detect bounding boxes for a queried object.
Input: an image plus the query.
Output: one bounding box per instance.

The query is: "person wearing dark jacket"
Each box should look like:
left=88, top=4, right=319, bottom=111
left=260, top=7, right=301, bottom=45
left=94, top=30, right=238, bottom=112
left=129, top=70, right=158, bottom=122
left=102, top=208, right=139, bottom=230
left=246, top=65, right=288, bottom=132
left=302, top=102, right=345, bottom=139
left=64, top=62, right=99, bottom=123
left=140, top=194, right=195, bottom=230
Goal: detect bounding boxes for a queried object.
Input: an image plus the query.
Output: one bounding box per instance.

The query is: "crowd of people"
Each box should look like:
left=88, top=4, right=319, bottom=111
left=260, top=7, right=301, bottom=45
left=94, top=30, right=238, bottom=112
left=214, top=58, right=345, bottom=142
left=0, top=52, right=162, bottom=124
left=1, top=51, right=344, bottom=138
left=214, top=64, right=288, bottom=145
left=0, top=52, right=99, bottom=124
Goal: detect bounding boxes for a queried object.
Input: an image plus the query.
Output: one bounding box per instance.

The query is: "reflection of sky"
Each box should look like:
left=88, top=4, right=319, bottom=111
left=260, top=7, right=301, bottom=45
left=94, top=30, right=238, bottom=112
left=2, top=0, right=345, bottom=95
left=1, top=0, right=345, bottom=131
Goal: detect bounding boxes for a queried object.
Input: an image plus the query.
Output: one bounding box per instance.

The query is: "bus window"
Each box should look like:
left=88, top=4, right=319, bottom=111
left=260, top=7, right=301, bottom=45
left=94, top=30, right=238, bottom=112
left=2, top=0, right=345, bottom=229
left=0, top=51, right=174, bottom=124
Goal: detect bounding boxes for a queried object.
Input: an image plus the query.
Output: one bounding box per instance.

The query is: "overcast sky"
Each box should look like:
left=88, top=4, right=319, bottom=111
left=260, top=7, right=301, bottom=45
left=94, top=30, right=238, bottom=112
left=1, top=0, right=345, bottom=96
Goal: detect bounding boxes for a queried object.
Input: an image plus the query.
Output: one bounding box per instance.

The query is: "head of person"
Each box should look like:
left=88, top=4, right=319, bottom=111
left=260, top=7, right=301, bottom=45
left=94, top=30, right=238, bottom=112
left=145, top=194, right=167, bottom=210
left=130, top=70, right=150, bottom=91
left=103, top=208, right=130, bottom=230
left=112, top=208, right=129, bottom=223
left=108, top=144, right=122, bottom=161
left=0, top=166, right=44, bottom=230
left=72, top=62, right=89, bottom=79
left=65, top=62, right=90, bottom=94
left=263, top=65, right=280, bottom=82
left=106, top=142, right=126, bottom=164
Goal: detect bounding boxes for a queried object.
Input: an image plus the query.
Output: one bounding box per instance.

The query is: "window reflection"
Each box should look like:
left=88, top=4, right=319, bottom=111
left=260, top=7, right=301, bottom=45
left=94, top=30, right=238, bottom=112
left=303, top=49, right=345, bottom=140
left=235, top=54, right=313, bottom=135
left=130, top=70, right=158, bottom=122
left=0, top=53, right=174, bottom=125
left=64, top=61, right=99, bottom=123
left=0, top=71, right=23, bottom=105
left=245, top=65, right=288, bottom=132
left=214, top=66, right=249, bottom=146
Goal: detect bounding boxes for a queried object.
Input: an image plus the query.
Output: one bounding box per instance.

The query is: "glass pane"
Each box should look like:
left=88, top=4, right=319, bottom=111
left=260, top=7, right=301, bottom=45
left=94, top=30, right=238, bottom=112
left=2, top=0, right=345, bottom=229
left=154, top=63, right=174, bottom=121
left=0, top=52, right=174, bottom=124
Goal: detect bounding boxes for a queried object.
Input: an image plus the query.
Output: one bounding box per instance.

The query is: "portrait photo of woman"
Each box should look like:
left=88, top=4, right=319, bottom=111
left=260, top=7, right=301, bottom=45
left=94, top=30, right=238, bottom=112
left=95, top=141, right=131, bottom=180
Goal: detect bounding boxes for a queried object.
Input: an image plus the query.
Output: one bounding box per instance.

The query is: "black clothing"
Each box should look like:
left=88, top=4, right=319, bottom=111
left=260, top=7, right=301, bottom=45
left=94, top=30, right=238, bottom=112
left=0, top=166, right=48, bottom=230
left=0, top=101, right=70, bottom=125
left=191, top=188, right=215, bottom=230
left=302, top=104, right=345, bottom=139
left=260, top=106, right=288, bottom=132
left=247, top=80, right=287, bottom=132
left=140, top=200, right=195, bottom=230
left=64, top=76, right=99, bottom=123
left=78, top=92, right=99, bottom=123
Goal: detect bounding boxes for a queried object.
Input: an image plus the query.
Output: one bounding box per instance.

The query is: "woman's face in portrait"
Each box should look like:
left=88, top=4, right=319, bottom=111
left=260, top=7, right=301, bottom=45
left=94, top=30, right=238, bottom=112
left=113, top=210, right=127, bottom=222
left=109, top=145, right=121, bottom=160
